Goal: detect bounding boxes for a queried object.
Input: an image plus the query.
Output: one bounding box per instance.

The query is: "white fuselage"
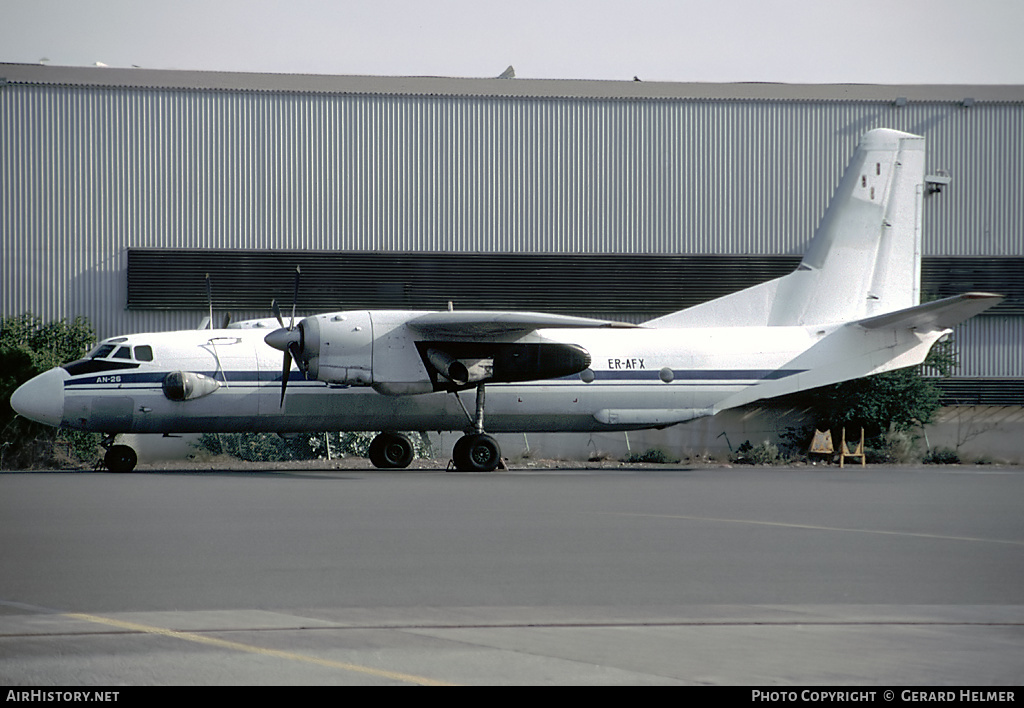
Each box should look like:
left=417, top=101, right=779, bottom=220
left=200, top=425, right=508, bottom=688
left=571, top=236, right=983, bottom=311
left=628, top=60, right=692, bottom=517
left=42, top=317, right=826, bottom=435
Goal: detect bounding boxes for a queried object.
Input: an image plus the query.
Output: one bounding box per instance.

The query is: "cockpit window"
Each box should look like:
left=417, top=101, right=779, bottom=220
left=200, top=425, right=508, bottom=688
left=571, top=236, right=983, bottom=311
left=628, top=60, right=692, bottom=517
left=84, top=342, right=153, bottom=362
left=63, top=341, right=147, bottom=376
left=88, top=344, right=117, bottom=359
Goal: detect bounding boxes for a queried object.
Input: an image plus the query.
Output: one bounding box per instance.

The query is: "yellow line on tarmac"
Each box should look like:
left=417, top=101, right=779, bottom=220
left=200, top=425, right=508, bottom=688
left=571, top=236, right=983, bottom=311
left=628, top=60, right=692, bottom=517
left=602, top=513, right=1024, bottom=547
left=65, top=612, right=456, bottom=686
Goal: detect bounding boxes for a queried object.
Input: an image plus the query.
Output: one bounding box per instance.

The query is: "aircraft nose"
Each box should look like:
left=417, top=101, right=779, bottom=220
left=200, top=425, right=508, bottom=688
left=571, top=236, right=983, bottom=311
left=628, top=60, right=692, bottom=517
left=10, top=367, right=68, bottom=427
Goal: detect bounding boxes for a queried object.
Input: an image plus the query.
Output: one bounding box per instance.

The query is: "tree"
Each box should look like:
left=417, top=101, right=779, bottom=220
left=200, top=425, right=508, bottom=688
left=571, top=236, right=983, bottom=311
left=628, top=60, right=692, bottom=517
left=1, top=314, right=99, bottom=469
left=793, top=337, right=956, bottom=435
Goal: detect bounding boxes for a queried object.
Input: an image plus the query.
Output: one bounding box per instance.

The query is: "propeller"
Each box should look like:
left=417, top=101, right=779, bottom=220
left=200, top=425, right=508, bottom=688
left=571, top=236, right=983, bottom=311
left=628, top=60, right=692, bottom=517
left=264, top=266, right=303, bottom=407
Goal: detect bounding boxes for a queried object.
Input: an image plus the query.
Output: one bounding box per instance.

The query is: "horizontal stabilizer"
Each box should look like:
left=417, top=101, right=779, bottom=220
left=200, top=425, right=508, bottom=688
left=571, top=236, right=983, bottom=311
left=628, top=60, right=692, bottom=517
left=854, top=292, right=1003, bottom=332
left=408, top=311, right=638, bottom=337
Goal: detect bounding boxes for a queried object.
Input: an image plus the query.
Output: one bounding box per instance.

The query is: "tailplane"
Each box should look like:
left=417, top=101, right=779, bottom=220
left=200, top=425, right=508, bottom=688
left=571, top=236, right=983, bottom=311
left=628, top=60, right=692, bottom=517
left=711, top=292, right=1003, bottom=413
left=647, top=129, right=926, bottom=328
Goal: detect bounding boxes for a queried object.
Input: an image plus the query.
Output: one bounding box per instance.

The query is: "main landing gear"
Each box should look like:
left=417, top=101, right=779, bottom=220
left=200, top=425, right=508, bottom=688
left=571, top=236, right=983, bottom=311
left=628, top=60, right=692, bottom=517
left=366, top=383, right=503, bottom=472
left=99, top=434, right=138, bottom=473
left=449, top=382, right=502, bottom=472
left=451, top=432, right=501, bottom=472
left=367, top=432, right=415, bottom=469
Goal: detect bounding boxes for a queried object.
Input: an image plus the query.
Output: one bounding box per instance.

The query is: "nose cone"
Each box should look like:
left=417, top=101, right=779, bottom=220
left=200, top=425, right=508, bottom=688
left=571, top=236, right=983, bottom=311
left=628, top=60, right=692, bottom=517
left=264, top=326, right=300, bottom=352
left=10, top=368, right=68, bottom=427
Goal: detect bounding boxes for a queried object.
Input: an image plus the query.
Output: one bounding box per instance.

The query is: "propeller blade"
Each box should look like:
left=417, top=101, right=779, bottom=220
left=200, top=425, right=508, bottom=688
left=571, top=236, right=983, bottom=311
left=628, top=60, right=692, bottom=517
left=280, top=347, right=292, bottom=408
left=290, top=265, right=301, bottom=330
left=289, top=340, right=304, bottom=375
left=272, top=299, right=285, bottom=329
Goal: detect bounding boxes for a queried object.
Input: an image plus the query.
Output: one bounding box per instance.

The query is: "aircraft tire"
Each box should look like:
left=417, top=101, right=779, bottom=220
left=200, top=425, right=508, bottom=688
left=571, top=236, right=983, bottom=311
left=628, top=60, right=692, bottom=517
left=368, top=432, right=414, bottom=469
left=452, top=433, right=501, bottom=472
left=104, top=444, right=138, bottom=473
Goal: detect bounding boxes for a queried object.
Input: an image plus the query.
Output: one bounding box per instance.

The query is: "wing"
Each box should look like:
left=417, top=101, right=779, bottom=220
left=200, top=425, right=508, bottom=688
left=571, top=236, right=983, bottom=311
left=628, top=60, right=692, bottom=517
left=407, top=311, right=639, bottom=337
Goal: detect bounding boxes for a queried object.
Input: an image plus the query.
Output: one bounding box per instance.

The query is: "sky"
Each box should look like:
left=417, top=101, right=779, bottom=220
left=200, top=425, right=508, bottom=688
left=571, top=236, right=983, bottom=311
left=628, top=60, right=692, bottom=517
left=2, top=0, right=1023, bottom=85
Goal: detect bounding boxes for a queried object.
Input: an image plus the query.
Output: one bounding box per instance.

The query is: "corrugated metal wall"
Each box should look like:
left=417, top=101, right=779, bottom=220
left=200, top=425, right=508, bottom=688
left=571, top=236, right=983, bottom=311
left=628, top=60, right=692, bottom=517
left=2, top=71, right=1022, bottom=380
left=949, top=318, right=1024, bottom=378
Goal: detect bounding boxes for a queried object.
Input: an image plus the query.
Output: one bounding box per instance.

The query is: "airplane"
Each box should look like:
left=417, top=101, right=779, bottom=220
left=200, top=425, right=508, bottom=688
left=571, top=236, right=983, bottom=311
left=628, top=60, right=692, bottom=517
left=10, top=128, right=1002, bottom=473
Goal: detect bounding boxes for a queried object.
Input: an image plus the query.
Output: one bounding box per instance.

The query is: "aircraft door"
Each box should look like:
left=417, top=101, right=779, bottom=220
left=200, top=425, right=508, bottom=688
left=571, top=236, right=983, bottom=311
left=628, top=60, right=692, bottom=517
left=88, top=396, right=134, bottom=431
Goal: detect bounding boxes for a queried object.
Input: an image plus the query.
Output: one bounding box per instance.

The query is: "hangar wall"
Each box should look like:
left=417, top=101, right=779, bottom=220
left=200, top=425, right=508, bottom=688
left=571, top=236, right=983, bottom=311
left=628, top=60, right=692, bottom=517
left=2, top=64, right=1022, bottom=397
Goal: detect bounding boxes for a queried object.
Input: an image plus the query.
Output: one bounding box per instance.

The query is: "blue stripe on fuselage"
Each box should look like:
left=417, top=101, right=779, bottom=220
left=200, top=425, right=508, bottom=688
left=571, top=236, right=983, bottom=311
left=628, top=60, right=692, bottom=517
left=62, top=368, right=803, bottom=388
left=62, top=369, right=312, bottom=387
left=589, top=369, right=804, bottom=381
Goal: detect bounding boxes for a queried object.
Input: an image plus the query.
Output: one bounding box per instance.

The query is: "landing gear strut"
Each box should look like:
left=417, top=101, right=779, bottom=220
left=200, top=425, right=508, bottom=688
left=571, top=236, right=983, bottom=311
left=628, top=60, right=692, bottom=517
left=368, top=432, right=415, bottom=469
left=451, top=383, right=502, bottom=472
left=99, top=434, right=138, bottom=473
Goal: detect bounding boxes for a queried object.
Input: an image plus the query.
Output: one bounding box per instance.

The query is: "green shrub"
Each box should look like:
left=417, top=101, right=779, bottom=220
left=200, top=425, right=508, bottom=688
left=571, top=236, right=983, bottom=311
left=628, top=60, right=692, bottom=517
left=864, top=430, right=922, bottom=464
left=924, top=447, right=960, bottom=465
left=194, top=431, right=431, bottom=462
left=624, top=448, right=680, bottom=464
left=732, top=440, right=783, bottom=465
left=1, top=314, right=100, bottom=469
left=778, top=426, right=813, bottom=460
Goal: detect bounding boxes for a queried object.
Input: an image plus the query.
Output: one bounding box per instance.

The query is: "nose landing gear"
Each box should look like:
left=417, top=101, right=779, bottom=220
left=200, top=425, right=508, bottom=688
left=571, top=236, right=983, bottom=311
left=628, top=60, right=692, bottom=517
left=99, top=434, right=138, bottom=473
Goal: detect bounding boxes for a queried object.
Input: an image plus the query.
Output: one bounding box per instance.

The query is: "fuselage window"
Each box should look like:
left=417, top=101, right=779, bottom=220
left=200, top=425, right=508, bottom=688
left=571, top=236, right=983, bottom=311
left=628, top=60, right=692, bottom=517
left=112, top=346, right=132, bottom=359
left=134, top=345, right=154, bottom=362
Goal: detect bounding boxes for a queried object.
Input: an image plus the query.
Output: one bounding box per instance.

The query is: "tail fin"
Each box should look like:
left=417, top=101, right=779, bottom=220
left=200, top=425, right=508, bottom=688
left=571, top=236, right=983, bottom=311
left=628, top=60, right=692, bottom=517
left=646, top=128, right=926, bottom=328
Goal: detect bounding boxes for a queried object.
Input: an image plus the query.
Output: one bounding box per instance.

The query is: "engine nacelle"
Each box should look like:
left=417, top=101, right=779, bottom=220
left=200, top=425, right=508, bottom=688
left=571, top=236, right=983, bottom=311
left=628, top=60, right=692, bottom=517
left=301, top=311, right=374, bottom=386
left=274, top=311, right=592, bottom=395
left=417, top=341, right=591, bottom=390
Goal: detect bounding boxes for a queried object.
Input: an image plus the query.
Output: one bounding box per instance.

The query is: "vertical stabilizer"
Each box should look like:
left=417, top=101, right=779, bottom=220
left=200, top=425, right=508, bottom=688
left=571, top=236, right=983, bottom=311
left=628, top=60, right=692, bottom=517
left=772, top=128, right=924, bottom=325
left=646, top=129, right=926, bottom=328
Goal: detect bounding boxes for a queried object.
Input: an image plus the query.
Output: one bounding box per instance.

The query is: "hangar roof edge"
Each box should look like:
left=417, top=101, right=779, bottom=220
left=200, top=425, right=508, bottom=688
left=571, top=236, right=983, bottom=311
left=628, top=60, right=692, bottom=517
left=2, top=63, right=1022, bottom=103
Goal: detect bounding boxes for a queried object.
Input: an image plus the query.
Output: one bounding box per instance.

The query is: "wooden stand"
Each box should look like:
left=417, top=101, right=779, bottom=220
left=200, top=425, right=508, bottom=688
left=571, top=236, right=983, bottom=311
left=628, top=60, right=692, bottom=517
left=809, top=428, right=834, bottom=464
left=839, top=427, right=866, bottom=468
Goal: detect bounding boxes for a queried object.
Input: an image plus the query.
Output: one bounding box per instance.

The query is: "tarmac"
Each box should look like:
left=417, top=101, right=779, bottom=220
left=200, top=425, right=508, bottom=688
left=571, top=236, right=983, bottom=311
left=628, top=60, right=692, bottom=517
left=1, top=463, right=1022, bottom=685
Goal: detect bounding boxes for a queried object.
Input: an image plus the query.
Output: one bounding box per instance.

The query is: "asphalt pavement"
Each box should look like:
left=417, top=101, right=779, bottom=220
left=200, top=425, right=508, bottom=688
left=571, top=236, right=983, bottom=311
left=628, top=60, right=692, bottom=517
left=2, top=464, right=1022, bottom=685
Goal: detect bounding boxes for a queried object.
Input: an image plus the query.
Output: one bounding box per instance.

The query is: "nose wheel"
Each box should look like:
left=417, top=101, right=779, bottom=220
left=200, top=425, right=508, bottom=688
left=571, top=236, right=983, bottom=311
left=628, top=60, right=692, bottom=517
left=96, top=434, right=138, bottom=473
left=102, top=443, right=138, bottom=473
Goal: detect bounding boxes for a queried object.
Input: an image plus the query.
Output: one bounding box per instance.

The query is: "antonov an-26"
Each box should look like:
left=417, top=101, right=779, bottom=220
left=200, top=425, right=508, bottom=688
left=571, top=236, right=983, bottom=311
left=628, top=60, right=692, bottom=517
left=11, top=129, right=1002, bottom=472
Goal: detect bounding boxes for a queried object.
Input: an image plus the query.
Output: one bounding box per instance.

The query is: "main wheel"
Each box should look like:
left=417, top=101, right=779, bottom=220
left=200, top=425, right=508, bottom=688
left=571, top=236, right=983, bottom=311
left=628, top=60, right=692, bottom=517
left=452, top=433, right=501, bottom=472
left=104, top=444, right=138, bottom=473
left=368, top=432, right=415, bottom=469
